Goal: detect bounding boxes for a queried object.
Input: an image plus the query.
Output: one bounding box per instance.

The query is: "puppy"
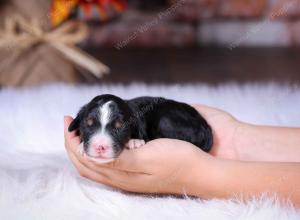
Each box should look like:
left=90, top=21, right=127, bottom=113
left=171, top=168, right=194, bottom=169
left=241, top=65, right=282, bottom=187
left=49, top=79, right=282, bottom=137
left=69, top=95, right=213, bottom=163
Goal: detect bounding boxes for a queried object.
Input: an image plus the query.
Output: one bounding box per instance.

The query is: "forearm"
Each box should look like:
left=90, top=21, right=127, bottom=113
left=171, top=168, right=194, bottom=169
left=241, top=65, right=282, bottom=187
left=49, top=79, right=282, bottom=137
left=189, top=157, right=300, bottom=207
left=234, top=122, right=300, bottom=162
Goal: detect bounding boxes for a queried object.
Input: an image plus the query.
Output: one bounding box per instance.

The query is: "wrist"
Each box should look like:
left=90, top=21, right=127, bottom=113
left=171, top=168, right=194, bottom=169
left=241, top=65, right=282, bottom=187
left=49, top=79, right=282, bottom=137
left=210, top=119, right=249, bottom=161
left=180, top=150, right=225, bottom=198
left=233, top=123, right=300, bottom=162
left=184, top=153, right=244, bottom=199
left=232, top=122, right=262, bottom=161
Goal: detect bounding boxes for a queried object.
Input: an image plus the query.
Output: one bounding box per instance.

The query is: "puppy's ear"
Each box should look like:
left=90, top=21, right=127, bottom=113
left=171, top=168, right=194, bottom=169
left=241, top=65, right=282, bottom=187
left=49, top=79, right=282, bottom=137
left=68, top=116, right=80, bottom=132
left=68, top=105, right=86, bottom=132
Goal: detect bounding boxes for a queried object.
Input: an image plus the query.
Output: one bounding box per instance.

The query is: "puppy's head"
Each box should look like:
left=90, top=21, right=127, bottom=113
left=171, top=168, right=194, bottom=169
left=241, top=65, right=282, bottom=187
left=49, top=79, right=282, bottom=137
left=68, top=94, right=132, bottom=160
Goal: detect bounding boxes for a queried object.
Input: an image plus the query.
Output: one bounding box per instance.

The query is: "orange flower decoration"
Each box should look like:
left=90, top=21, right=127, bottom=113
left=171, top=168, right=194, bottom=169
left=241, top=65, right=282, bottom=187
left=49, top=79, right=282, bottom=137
left=50, top=0, right=127, bottom=27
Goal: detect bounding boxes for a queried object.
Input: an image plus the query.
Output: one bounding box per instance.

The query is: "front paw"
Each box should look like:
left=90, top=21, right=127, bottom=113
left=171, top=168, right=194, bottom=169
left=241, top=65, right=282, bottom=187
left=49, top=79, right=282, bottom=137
left=126, top=139, right=145, bottom=149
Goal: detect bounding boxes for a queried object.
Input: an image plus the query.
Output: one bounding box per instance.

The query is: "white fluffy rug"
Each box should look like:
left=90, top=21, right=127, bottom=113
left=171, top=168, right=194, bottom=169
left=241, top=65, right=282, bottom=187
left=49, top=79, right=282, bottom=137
left=0, top=83, right=299, bottom=220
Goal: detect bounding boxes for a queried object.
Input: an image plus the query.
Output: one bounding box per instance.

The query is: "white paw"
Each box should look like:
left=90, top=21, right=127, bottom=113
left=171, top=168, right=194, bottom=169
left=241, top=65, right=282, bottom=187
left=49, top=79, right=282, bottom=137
left=126, top=139, right=145, bottom=149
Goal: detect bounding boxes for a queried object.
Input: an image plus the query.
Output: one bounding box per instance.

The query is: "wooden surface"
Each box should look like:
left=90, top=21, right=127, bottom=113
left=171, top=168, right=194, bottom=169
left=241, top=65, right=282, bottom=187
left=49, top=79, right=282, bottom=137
left=86, top=47, right=300, bottom=85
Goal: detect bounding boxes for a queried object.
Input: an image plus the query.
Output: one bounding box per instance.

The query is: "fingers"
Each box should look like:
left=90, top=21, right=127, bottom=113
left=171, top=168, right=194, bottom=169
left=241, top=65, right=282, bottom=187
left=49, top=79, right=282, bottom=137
left=68, top=149, right=112, bottom=186
left=69, top=148, right=150, bottom=192
left=79, top=147, right=150, bottom=174
left=64, top=116, right=76, bottom=138
left=66, top=141, right=130, bottom=189
left=104, top=148, right=150, bottom=173
left=192, top=104, right=219, bottom=117
left=64, top=116, right=81, bottom=152
left=104, top=139, right=178, bottom=172
left=192, top=104, right=233, bottom=124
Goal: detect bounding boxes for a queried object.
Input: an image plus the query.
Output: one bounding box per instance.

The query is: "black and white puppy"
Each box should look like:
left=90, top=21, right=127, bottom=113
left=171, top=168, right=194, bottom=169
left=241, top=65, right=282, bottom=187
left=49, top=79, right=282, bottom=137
left=69, top=94, right=213, bottom=163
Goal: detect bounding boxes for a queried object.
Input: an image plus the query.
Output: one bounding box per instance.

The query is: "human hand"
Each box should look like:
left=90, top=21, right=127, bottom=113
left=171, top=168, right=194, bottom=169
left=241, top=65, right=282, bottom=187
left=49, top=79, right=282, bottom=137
left=192, top=105, right=241, bottom=160
left=194, top=105, right=300, bottom=162
left=64, top=116, right=216, bottom=195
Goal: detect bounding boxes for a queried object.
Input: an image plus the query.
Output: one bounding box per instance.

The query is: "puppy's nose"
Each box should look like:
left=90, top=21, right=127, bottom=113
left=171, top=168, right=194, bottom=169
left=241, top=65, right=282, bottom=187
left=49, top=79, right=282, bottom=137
left=94, top=145, right=109, bottom=154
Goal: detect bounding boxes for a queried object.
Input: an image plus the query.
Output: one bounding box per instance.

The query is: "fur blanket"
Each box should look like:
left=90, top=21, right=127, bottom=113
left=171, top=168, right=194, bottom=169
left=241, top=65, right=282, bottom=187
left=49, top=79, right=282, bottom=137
left=0, top=83, right=299, bottom=220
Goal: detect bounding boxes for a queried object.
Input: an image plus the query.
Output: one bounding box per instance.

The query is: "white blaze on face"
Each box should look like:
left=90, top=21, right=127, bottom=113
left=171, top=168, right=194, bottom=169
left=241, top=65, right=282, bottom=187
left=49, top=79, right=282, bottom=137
left=100, top=101, right=112, bottom=129
left=87, top=101, right=115, bottom=158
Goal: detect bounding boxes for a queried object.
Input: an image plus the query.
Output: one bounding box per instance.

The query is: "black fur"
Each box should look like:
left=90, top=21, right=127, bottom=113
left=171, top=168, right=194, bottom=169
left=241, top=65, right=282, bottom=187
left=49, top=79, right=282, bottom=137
left=127, top=97, right=213, bottom=152
left=69, top=95, right=213, bottom=157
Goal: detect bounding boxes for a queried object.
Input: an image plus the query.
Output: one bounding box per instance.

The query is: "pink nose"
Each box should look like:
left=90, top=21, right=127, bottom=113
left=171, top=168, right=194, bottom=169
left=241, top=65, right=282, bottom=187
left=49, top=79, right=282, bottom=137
left=94, top=145, right=109, bottom=154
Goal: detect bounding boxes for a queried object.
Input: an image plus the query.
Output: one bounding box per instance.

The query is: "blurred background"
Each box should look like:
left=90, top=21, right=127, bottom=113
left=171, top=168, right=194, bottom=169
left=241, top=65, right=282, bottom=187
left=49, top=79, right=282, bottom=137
left=0, top=0, right=300, bottom=87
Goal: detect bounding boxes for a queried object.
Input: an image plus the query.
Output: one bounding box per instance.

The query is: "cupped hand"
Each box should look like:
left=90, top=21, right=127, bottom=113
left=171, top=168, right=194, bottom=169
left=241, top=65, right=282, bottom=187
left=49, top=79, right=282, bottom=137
left=64, top=116, right=215, bottom=195
left=192, top=105, right=242, bottom=160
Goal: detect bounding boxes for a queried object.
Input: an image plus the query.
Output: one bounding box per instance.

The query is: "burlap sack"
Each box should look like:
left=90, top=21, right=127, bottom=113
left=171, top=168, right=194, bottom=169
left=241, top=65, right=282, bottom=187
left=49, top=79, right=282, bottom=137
left=0, top=0, right=108, bottom=87
left=0, top=0, right=51, bottom=27
left=0, top=44, right=87, bottom=87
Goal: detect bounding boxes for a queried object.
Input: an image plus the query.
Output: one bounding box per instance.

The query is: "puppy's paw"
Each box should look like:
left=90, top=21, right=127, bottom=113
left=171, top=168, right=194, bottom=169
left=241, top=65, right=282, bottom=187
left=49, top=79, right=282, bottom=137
left=126, top=139, right=145, bottom=149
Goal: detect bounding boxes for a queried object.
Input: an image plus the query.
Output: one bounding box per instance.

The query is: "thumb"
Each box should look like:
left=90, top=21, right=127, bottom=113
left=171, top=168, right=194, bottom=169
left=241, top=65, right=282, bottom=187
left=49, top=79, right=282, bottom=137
left=64, top=116, right=74, bottom=136
left=64, top=115, right=81, bottom=152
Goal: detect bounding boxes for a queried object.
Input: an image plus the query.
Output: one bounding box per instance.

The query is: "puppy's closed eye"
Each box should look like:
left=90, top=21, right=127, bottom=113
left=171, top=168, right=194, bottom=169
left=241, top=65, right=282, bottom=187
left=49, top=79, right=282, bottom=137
left=86, top=118, right=94, bottom=126
left=114, top=120, right=123, bottom=129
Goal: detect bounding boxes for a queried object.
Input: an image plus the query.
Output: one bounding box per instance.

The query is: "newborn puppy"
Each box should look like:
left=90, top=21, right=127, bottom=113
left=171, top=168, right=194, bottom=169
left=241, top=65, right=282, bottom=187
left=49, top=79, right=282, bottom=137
left=69, top=94, right=213, bottom=163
